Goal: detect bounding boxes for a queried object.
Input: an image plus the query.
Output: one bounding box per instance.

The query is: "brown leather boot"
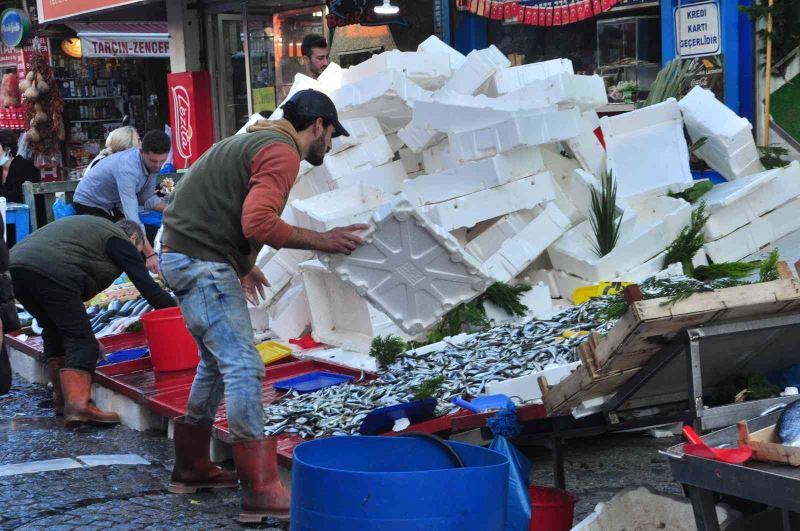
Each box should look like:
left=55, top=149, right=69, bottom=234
left=46, top=357, right=65, bottom=415
left=60, top=368, right=120, bottom=428
left=233, top=438, right=291, bottom=522
left=168, top=417, right=239, bottom=493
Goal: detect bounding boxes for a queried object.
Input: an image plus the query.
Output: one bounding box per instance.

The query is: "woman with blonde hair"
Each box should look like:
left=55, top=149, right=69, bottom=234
left=84, top=126, right=140, bottom=174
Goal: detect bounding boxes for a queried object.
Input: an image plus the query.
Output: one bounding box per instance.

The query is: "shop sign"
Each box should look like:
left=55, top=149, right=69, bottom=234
left=80, top=36, right=169, bottom=59
left=36, top=0, right=143, bottom=24
left=1, top=9, right=31, bottom=49
left=326, top=0, right=410, bottom=28
left=167, top=72, right=214, bottom=170
left=674, top=0, right=720, bottom=58
left=16, top=37, right=50, bottom=80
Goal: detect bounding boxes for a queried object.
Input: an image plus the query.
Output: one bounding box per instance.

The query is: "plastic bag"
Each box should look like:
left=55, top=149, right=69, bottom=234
left=52, top=196, right=76, bottom=220
left=490, top=435, right=532, bottom=531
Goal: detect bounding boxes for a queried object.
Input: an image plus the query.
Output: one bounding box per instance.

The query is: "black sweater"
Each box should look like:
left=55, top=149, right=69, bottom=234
left=0, top=156, right=39, bottom=204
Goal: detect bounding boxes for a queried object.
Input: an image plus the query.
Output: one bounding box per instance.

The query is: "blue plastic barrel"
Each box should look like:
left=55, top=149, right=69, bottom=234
left=290, top=436, right=509, bottom=531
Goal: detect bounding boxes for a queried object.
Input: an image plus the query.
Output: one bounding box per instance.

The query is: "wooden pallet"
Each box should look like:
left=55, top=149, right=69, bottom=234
left=737, top=421, right=800, bottom=467
left=543, top=279, right=800, bottom=415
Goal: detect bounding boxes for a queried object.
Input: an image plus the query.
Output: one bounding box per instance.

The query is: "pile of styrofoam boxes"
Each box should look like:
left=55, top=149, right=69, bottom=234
left=702, top=161, right=800, bottom=263
left=240, top=38, right=784, bottom=354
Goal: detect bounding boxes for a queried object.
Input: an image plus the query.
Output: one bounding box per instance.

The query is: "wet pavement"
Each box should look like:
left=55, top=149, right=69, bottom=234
left=0, top=377, right=288, bottom=531
left=1, top=376, right=681, bottom=529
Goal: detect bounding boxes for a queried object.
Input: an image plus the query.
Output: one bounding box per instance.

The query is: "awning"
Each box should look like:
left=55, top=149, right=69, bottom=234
left=67, top=22, right=169, bottom=59
left=36, top=0, right=145, bottom=24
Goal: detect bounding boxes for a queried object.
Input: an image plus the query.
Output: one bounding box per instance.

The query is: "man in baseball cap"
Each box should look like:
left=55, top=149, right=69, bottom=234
left=159, top=89, right=365, bottom=522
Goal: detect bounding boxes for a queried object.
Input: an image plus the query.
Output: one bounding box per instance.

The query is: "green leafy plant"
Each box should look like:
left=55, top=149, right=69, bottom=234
left=369, top=335, right=406, bottom=368
left=125, top=321, right=143, bottom=333
left=758, top=144, right=791, bottom=169
left=589, top=170, right=623, bottom=257
left=688, top=137, right=709, bottom=154
left=644, top=58, right=694, bottom=107
left=759, top=249, right=780, bottom=282
left=669, top=180, right=713, bottom=203
left=483, top=283, right=532, bottom=317
left=412, top=375, right=445, bottom=400
left=663, top=202, right=709, bottom=276
left=694, top=261, right=761, bottom=281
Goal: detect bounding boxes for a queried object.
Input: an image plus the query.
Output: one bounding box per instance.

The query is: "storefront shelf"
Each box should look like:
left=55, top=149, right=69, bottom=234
left=63, top=96, right=121, bottom=101
left=70, top=118, right=124, bottom=123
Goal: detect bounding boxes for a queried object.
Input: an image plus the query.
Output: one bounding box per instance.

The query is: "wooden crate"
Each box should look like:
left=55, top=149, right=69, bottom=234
left=737, top=421, right=800, bottom=467
left=543, top=279, right=800, bottom=415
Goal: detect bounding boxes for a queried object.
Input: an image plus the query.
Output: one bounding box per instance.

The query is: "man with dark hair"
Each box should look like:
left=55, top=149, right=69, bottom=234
left=74, top=130, right=172, bottom=273
left=10, top=216, right=176, bottom=427
left=160, top=89, right=364, bottom=522
left=301, top=34, right=329, bottom=79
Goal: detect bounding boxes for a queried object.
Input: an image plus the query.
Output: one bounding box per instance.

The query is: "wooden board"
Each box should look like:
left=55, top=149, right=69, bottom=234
left=737, top=422, right=800, bottom=467
left=544, top=279, right=800, bottom=415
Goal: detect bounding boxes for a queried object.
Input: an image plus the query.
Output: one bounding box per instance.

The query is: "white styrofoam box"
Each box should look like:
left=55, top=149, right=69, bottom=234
left=496, top=72, right=607, bottom=111
left=521, top=268, right=561, bottom=298
left=565, top=111, right=607, bottom=176
left=616, top=251, right=669, bottom=283
left=486, top=361, right=580, bottom=404
left=448, top=107, right=583, bottom=162
left=410, top=95, right=516, bottom=134
left=300, top=261, right=376, bottom=353
left=398, top=147, right=424, bottom=174
left=341, top=50, right=453, bottom=90
left=323, top=135, right=395, bottom=178
left=335, top=160, right=408, bottom=195
left=420, top=172, right=556, bottom=231
left=249, top=305, right=269, bottom=332
left=466, top=208, right=540, bottom=262
left=236, top=113, right=266, bottom=135
left=330, top=117, right=383, bottom=155
left=386, top=132, right=405, bottom=153
left=316, top=61, right=344, bottom=92
left=679, top=86, right=764, bottom=181
left=255, top=245, right=276, bottom=270
left=602, top=99, right=693, bottom=201
left=258, top=249, right=315, bottom=307
left=492, top=58, right=574, bottom=95
left=418, top=35, right=467, bottom=71
left=481, top=203, right=572, bottom=282
left=298, top=160, right=313, bottom=176
left=421, top=139, right=459, bottom=174
left=443, top=45, right=511, bottom=96
left=702, top=161, right=800, bottom=240
left=320, top=198, right=494, bottom=335
left=267, top=73, right=324, bottom=121
left=484, top=283, right=553, bottom=324
left=552, top=270, right=593, bottom=303
left=704, top=196, right=800, bottom=263
left=402, top=146, right=545, bottom=206
left=331, top=70, right=432, bottom=132
left=300, top=347, right=378, bottom=372
left=290, top=184, right=389, bottom=232
left=551, top=168, right=597, bottom=226
left=396, top=124, right=445, bottom=153
left=548, top=196, right=692, bottom=282
left=267, top=280, right=310, bottom=341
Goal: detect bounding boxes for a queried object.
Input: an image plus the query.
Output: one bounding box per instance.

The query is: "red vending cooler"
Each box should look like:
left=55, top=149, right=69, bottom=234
left=167, top=71, right=214, bottom=170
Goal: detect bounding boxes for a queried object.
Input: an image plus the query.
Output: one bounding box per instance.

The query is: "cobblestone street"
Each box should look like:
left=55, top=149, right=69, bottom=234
left=1, top=376, right=682, bottom=529
left=0, top=378, right=288, bottom=530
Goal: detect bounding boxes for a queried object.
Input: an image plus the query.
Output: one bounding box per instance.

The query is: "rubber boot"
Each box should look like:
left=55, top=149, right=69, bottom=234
left=233, top=438, right=291, bottom=522
left=168, top=417, right=239, bottom=493
left=60, top=368, right=120, bottom=428
left=46, top=357, right=65, bottom=415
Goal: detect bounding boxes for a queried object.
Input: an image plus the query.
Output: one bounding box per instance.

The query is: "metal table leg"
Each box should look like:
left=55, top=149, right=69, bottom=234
left=781, top=509, right=800, bottom=531
left=687, top=485, right=721, bottom=531
left=551, top=437, right=566, bottom=490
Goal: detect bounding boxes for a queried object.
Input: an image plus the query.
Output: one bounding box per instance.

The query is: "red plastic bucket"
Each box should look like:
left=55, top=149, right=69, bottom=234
left=140, top=307, right=199, bottom=372
left=528, top=485, right=577, bottom=531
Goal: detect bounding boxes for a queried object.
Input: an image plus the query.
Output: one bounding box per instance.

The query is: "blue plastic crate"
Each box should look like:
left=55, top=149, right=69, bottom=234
left=273, top=371, right=353, bottom=393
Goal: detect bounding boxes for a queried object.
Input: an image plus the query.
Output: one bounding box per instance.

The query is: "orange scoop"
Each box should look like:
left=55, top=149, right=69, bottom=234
left=682, top=426, right=752, bottom=464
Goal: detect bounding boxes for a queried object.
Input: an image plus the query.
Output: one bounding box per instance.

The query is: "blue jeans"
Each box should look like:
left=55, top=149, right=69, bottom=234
left=159, top=252, right=265, bottom=441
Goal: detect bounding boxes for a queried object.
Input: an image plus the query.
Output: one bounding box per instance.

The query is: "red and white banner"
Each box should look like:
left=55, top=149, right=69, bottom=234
left=456, top=0, right=620, bottom=25
left=167, top=72, right=214, bottom=170
left=80, top=36, right=169, bottom=58
left=36, top=0, right=144, bottom=23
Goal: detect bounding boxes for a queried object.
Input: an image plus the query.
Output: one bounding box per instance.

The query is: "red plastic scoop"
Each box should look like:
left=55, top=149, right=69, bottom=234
left=682, top=426, right=752, bottom=464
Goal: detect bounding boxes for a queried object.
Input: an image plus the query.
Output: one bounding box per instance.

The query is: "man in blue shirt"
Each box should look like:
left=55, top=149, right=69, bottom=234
left=74, top=130, right=171, bottom=273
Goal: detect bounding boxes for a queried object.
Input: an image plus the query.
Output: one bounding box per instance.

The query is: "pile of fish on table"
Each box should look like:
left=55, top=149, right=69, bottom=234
left=263, top=296, right=618, bottom=439
left=87, top=298, right=152, bottom=338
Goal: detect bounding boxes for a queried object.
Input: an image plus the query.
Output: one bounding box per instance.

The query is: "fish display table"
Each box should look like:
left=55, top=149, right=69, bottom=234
left=663, top=411, right=800, bottom=531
